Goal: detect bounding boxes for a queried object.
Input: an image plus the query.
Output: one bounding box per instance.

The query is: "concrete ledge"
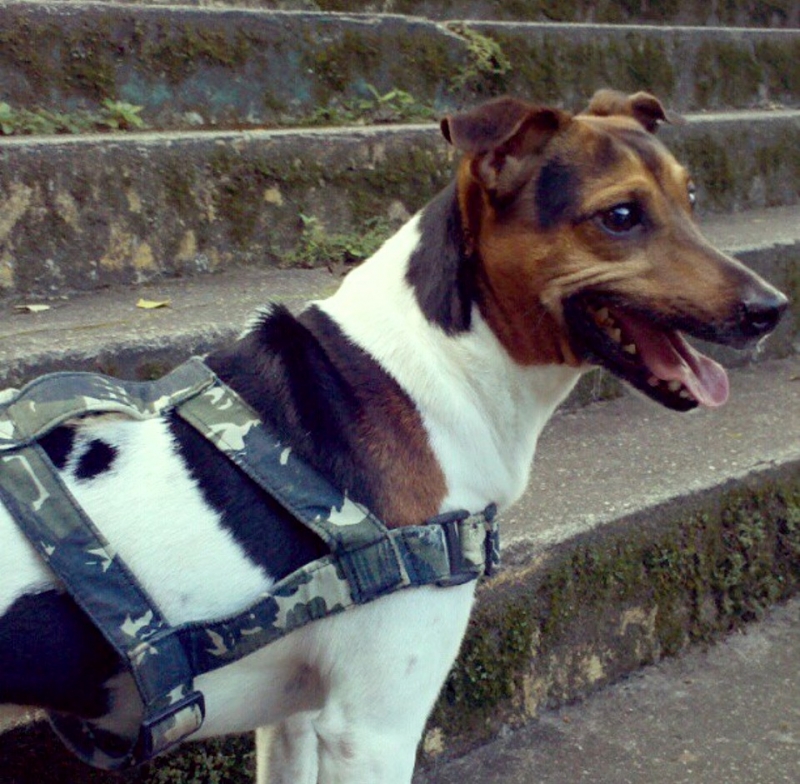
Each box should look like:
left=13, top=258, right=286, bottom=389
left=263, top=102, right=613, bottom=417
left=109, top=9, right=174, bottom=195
left=57, top=0, right=800, bottom=29
left=0, top=203, right=796, bottom=391
left=461, top=21, right=800, bottom=112
left=0, top=2, right=798, bottom=131
left=1, top=112, right=798, bottom=299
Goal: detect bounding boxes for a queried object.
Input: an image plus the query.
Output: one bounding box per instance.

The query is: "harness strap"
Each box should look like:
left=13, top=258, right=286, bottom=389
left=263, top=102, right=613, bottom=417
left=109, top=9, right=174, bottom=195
left=0, top=357, right=215, bottom=451
left=0, top=360, right=217, bottom=768
left=0, top=359, right=499, bottom=770
left=0, top=444, right=205, bottom=768
left=171, top=506, right=498, bottom=676
left=177, top=377, right=412, bottom=604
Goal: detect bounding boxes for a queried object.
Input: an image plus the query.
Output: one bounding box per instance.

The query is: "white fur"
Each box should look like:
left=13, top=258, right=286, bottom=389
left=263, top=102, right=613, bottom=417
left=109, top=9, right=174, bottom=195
left=0, top=211, right=584, bottom=783
left=0, top=417, right=274, bottom=622
left=318, top=216, right=582, bottom=513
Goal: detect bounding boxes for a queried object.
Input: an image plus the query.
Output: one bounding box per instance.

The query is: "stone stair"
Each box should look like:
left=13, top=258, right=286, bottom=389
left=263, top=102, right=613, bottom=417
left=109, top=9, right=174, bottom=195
left=0, top=1, right=797, bottom=781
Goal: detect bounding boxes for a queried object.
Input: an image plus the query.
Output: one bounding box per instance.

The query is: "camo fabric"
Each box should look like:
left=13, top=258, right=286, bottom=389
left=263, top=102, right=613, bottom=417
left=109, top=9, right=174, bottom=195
left=0, top=358, right=500, bottom=770
left=178, top=383, right=414, bottom=604
left=0, top=358, right=215, bottom=451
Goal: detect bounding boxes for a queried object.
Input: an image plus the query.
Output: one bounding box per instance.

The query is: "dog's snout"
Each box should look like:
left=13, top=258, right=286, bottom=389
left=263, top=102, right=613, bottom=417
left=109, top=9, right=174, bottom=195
left=739, top=286, right=788, bottom=339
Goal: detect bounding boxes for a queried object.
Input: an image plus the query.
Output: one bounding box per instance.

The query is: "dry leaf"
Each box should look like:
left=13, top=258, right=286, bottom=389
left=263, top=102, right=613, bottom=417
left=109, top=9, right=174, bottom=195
left=136, top=298, right=171, bottom=310
left=14, top=303, right=51, bottom=313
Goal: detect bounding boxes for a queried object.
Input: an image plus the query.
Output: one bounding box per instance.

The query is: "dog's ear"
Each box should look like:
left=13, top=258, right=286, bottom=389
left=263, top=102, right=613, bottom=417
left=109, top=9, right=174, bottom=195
left=584, top=89, right=685, bottom=133
left=441, top=97, right=571, bottom=199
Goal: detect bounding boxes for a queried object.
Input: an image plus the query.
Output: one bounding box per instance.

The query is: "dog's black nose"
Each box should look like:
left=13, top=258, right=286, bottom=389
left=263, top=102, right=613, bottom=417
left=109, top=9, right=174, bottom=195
left=740, top=287, right=789, bottom=338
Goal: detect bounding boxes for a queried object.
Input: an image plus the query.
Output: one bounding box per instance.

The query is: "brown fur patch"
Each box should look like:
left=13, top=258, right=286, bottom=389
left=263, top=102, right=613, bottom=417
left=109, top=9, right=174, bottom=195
left=356, top=387, right=447, bottom=529
left=452, top=109, right=753, bottom=366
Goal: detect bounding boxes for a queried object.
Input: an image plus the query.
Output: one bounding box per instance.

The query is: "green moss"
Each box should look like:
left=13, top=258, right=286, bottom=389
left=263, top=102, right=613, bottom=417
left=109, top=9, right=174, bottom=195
left=447, top=26, right=512, bottom=97
left=754, top=38, right=800, bottom=98
left=303, top=31, right=381, bottom=99
left=208, top=149, right=272, bottom=249
left=284, top=213, right=393, bottom=269
left=137, top=735, right=255, bottom=783
left=480, top=30, right=676, bottom=109
left=618, top=33, right=676, bottom=97
left=498, top=34, right=562, bottom=104
left=161, top=160, right=197, bottom=217
left=143, top=25, right=251, bottom=84
left=694, top=41, right=763, bottom=108
left=394, top=36, right=455, bottom=97
left=428, top=475, right=800, bottom=755
left=749, top=0, right=796, bottom=26
left=63, top=26, right=117, bottom=100
left=136, top=361, right=172, bottom=382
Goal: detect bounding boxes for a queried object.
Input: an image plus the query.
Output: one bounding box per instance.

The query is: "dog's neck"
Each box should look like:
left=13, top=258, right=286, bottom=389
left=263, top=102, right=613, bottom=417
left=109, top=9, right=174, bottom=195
left=317, top=187, right=583, bottom=514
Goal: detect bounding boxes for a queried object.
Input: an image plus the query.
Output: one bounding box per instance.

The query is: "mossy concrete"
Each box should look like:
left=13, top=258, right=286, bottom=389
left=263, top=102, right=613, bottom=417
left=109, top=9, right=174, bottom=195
left=0, top=111, right=798, bottom=300
left=423, top=462, right=800, bottom=763
left=96, top=0, right=800, bottom=29
left=0, top=125, right=456, bottom=298
left=457, top=22, right=800, bottom=113
left=0, top=4, right=798, bottom=133
left=0, top=2, right=468, bottom=130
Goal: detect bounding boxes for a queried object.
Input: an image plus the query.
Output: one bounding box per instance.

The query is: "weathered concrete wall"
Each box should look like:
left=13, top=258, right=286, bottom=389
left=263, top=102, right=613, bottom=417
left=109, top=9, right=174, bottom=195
left=461, top=22, right=800, bottom=112
left=76, top=0, right=800, bottom=29
left=0, top=125, right=455, bottom=297
left=0, top=112, right=797, bottom=299
left=0, top=3, right=798, bottom=132
left=0, top=3, right=468, bottom=128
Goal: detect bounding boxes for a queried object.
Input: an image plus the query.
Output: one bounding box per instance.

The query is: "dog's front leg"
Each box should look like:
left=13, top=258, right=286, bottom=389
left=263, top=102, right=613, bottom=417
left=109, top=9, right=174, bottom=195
left=280, top=581, right=475, bottom=784
left=255, top=714, right=319, bottom=784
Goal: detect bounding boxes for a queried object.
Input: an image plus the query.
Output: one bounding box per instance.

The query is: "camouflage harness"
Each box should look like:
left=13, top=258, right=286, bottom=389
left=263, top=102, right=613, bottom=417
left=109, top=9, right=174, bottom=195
left=0, top=357, right=499, bottom=770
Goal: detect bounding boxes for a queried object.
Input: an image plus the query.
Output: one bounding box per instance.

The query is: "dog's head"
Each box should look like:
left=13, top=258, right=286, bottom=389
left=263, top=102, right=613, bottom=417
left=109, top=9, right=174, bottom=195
left=441, top=90, right=788, bottom=411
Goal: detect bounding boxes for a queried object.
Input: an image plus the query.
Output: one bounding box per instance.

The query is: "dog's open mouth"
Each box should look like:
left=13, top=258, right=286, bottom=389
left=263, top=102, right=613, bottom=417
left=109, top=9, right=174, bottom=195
left=564, top=298, right=730, bottom=411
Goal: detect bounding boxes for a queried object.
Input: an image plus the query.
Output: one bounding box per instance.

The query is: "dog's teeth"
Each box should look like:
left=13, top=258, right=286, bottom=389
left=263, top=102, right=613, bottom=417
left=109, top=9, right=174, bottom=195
left=647, top=376, right=660, bottom=387
left=667, top=380, right=682, bottom=392
left=593, top=307, right=614, bottom=327
left=607, top=327, right=622, bottom=343
left=679, top=389, right=693, bottom=399
left=623, top=343, right=637, bottom=355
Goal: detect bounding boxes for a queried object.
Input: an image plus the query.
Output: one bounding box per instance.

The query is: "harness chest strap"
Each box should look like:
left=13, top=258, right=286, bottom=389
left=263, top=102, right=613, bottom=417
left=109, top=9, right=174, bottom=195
left=0, top=359, right=499, bottom=770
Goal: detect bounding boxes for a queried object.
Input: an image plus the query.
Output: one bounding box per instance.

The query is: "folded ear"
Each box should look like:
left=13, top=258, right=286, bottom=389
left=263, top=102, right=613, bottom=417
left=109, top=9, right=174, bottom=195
left=584, top=89, right=685, bottom=133
left=441, top=97, right=571, bottom=199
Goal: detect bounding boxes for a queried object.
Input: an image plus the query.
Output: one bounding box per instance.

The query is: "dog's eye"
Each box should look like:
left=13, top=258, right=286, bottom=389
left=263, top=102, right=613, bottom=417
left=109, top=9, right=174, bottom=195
left=687, top=181, right=698, bottom=209
left=598, top=203, right=643, bottom=235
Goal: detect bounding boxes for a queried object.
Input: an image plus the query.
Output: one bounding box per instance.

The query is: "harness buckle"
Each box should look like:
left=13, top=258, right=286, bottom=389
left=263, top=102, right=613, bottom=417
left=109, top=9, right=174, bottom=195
left=135, top=689, right=206, bottom=764
left=432, top=510, right=480, bottom=587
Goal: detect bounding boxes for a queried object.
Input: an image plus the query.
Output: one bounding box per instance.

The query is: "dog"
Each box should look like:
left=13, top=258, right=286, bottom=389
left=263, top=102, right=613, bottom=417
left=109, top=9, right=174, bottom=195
left=0, top=89, right=788, bottom=783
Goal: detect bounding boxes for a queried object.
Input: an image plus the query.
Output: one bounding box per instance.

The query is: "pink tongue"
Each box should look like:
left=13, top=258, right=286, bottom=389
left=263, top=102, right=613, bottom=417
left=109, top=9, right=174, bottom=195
left=618, top=314, right=730, bottom=408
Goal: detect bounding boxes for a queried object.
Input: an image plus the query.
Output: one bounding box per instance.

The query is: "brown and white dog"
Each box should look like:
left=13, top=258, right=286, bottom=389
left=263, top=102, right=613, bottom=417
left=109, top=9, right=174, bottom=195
left=0, top=90, right=788, bottom=783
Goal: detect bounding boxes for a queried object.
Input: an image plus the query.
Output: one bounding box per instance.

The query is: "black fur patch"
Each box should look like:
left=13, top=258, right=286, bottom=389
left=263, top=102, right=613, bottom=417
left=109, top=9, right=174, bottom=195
left=189, top=305, right=426, bottom=578
left=75, top=440, right=118, bottom=481
left=0, top=591, right=119, bottom=717
left=405, top=182, right=477, bottom=335
left=169, top=413, right=328, bottom=581
left=535, top=157, right=579, bottom=229
left=38, top=425, right=76, bottom=470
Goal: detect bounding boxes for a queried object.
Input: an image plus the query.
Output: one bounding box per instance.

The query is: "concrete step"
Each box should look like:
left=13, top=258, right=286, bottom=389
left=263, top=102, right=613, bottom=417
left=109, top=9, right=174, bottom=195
left=413, top=597, right=800, bottom=784
left=1, top=110, right=798, bottom=300
left=0, top=2, right=798, bottom=132
left=8, top=0, right=800, bottom=28
left=0, top=203, right=796, bottom=391
left=0, top=354, right=797, bottom=782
